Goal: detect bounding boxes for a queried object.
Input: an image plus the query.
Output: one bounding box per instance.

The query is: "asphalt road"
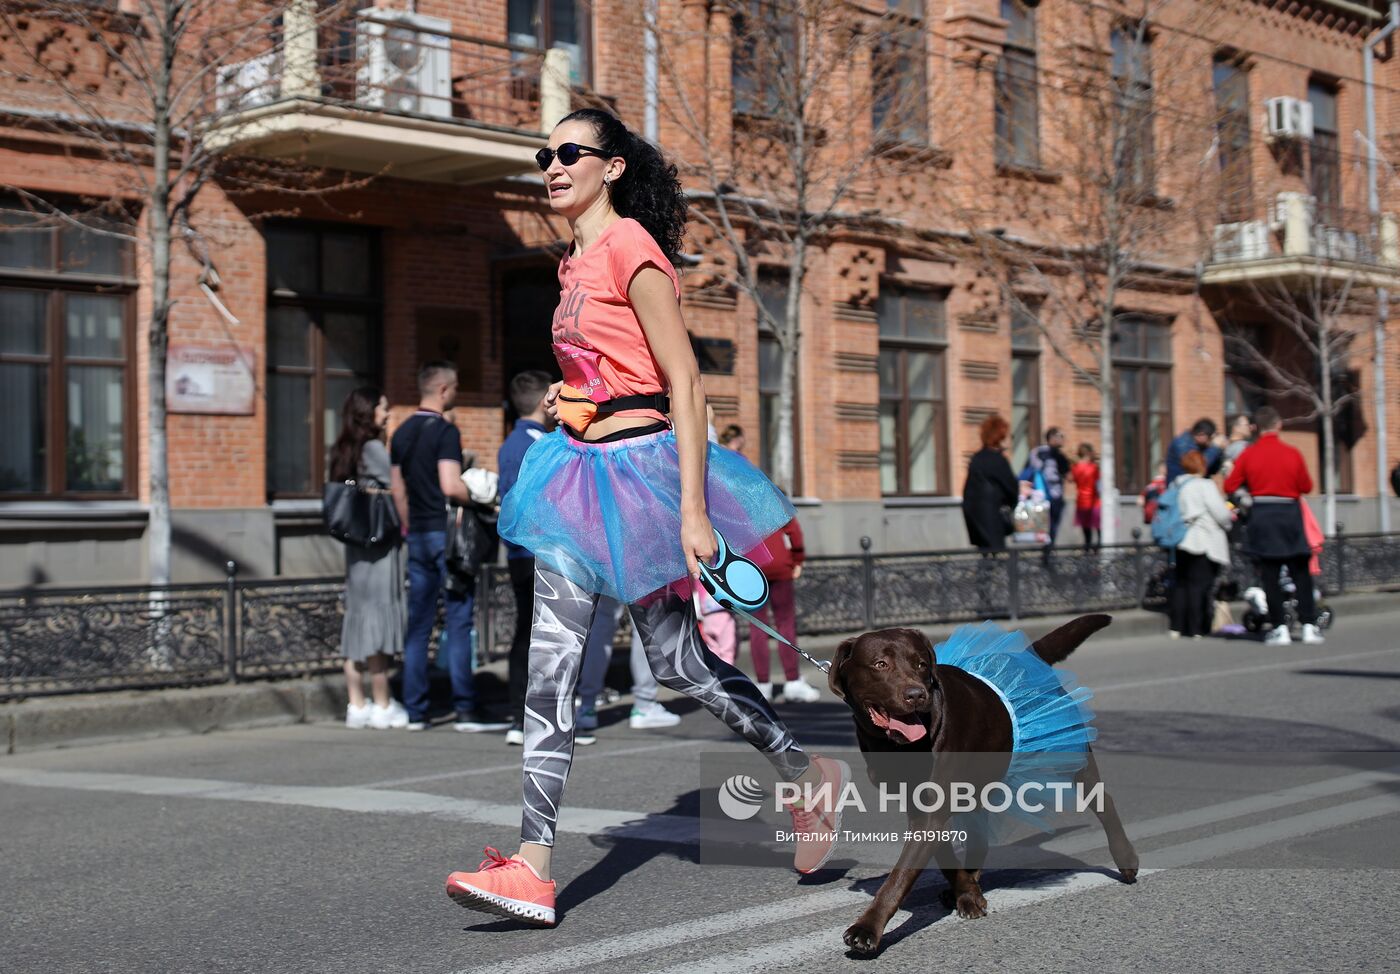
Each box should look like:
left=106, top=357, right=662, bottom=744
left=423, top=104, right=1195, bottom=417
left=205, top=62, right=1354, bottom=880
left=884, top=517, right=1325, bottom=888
left=3, top=611, right=1400, bottom=974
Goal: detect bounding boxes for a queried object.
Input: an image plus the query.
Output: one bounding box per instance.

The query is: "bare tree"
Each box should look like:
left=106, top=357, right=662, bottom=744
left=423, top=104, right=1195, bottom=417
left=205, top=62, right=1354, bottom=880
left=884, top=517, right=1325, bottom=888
left=0, top=0, right=365, bottom=585
left=1217, top=269, right=1372, bottom=537
left=649, top=0, right=950, bottom=494
left=948, top=0, right=1219, bottom=545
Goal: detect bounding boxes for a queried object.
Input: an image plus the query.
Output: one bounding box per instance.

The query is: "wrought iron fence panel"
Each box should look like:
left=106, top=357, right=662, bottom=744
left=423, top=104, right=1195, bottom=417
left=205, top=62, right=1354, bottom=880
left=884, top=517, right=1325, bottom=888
left=870, top=552, right=1005, bottom=626
left=1013, top=545, right=1149, bottom=617
left=0, top=586, right=226, bottom=699
left=793, top=557, right=866, bottom=634
left=1337, top=533, right=1400, bottom=591
left=482, top=566, right=517, bottom=659
left=236, top=579, right=346, bottom=679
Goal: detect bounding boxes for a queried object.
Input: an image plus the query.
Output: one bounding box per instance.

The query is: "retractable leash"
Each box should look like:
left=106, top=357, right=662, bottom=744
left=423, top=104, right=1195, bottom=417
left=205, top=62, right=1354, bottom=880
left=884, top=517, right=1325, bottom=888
left=694, top=529, right=831, bottom=674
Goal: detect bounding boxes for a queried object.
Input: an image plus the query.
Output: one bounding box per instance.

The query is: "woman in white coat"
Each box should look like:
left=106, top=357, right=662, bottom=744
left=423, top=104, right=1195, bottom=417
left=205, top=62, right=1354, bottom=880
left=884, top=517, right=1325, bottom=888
left=1170, top=449, right=1235, bottom=638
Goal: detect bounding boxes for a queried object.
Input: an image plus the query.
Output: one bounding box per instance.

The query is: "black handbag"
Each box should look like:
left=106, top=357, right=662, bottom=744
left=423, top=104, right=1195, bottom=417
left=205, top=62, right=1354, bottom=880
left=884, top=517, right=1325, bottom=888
left=445, top=503, right=495, bottom=591
left=322, top=478, right=400, bottom=548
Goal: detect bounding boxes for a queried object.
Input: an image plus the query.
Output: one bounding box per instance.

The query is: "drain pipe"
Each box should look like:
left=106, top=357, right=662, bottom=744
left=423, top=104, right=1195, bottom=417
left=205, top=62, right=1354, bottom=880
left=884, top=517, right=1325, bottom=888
left=1366, top=1, right=1398, bottom=533
left=644, top=0, right=659, bottom=142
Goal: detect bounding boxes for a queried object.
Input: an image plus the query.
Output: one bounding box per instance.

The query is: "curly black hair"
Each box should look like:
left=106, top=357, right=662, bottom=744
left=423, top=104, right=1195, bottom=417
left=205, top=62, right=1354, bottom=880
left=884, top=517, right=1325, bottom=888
left=557, top=108, right=688, bottom=265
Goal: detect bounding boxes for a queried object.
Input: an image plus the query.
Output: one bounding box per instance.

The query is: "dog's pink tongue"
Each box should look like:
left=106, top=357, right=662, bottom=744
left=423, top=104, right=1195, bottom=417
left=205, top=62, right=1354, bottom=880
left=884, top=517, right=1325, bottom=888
left=887, top=714, right=927, bottom=743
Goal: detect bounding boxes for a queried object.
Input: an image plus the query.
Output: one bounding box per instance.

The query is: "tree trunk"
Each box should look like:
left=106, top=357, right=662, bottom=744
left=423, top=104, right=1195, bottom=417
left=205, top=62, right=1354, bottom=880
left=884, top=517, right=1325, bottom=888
left=148, top=2, right=174, bottom=587
left=1098, top=329, right=1118, bottom=547
left=1319, top=341, right=1337, bottom=537
left=774, top=238, right=805, bottom=495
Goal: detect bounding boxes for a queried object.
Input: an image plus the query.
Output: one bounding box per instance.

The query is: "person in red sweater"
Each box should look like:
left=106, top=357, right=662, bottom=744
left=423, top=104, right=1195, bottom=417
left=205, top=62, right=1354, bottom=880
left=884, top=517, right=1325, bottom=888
left=1070, top=443, right=1101, bottom=551
left=1223, top=406, right=1322, bottom=646
left=748, top=517, right=820, bottom=702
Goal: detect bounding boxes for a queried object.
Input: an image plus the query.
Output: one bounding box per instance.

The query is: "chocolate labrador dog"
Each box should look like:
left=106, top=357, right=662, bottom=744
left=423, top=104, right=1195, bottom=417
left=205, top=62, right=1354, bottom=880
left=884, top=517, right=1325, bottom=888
left=828, top=615, right=1138, bottom=955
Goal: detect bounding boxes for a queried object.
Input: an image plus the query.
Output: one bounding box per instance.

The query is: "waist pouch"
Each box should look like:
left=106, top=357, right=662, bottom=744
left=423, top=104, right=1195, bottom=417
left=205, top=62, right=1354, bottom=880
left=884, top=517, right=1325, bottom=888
left=556, top=383, right=670, bottom=432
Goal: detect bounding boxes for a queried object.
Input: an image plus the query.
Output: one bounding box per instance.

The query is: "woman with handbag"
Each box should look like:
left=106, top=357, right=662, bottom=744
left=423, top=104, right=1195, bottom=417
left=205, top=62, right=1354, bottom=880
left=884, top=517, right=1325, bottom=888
left=328, top=387, right=408, bottom=730
left=963, top=415, right=1021, bottom=553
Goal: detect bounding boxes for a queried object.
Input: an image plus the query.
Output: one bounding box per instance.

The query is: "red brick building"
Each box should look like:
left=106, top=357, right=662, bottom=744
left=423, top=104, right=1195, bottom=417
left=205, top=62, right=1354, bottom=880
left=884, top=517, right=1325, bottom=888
left=2, top=0, right=1398, bottom=585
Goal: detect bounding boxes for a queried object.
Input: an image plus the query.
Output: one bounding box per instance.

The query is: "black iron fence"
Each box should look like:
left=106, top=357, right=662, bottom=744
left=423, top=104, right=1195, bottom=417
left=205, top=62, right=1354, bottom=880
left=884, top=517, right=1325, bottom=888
left=4, top=530, right=1399, bottom=701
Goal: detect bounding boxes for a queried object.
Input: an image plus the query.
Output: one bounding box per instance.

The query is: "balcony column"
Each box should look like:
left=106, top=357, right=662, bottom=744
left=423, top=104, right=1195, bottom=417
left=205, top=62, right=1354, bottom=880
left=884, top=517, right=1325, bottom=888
left=1281, top=193, right=1311, bottom=258
left=281, top=0, right=320, bottom=99
left=540, top=48, right=572, bottom=132
left=1381, top=213, right=1399, bottom=266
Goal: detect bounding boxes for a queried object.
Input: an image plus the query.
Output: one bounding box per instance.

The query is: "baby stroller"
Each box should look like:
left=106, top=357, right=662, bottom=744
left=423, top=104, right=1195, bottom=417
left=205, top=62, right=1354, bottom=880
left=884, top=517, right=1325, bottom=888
left=1241, top=565, right=1333, bottom=635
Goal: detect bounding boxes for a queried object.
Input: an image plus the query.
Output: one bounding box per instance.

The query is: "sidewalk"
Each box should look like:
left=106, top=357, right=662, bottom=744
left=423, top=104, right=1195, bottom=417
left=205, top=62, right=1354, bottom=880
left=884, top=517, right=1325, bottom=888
left=4, top=592, right=1395, bottom=755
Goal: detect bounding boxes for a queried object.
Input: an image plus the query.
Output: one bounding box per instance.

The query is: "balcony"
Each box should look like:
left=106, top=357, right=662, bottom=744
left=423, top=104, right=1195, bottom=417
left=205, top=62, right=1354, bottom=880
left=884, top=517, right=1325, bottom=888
left=204, top=8, right=573, bottom=185
left=1203, top=193, right=1400, bottom=288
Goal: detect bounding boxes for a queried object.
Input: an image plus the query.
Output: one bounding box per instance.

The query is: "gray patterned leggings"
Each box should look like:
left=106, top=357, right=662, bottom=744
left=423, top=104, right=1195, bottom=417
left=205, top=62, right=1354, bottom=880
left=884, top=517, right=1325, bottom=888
left=522, top=567, right=809, bottom=846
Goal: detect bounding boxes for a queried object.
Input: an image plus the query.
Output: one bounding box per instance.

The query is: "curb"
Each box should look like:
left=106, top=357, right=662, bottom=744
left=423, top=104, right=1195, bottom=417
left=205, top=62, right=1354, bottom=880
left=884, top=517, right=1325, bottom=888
left=2, top=591, right=1393, bottom=755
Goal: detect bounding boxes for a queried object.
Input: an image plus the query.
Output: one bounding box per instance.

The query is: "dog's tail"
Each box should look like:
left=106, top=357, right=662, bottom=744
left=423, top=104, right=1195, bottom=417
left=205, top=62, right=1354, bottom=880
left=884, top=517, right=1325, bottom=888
left=1032, top=613, right=1112, bottom=665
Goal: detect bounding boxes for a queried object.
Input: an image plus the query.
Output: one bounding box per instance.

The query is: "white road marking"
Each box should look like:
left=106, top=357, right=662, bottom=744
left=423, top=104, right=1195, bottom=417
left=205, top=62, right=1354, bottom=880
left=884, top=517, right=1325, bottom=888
left=634, top=792, right=1400, bottom=974
left=1092, top=645, right=1400, bottom=694
left=358, top=737, right=704, bottom=790
left=0, top=767, right=698, bottom=843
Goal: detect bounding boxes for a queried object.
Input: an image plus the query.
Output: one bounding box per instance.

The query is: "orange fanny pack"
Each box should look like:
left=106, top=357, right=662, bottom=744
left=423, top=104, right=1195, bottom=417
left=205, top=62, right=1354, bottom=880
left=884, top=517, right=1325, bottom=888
left=556, top=384, right=671, bottom=432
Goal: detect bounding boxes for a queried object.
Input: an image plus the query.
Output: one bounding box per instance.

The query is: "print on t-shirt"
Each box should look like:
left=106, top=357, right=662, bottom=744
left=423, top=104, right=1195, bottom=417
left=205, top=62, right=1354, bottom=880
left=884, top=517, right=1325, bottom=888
left=553, top=280, right=612, bottom=403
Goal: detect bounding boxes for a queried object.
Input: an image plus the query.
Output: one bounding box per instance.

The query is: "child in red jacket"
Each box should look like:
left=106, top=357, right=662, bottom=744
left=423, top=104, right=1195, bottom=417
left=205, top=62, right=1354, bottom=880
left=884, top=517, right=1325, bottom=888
left=1071, top=443, right=1101, bottom=551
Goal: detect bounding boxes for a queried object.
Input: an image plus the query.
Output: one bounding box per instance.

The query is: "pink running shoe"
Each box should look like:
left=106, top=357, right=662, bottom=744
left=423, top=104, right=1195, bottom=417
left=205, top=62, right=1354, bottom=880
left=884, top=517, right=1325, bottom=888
left=786, top=754, right=851, bottom=874
left=445, top=848, right=557, bottom=926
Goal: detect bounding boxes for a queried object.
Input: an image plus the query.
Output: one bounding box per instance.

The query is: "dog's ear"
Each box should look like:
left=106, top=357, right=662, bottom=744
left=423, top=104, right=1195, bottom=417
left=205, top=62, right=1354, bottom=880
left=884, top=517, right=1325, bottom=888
left=827, top=637, right=858, bottom=700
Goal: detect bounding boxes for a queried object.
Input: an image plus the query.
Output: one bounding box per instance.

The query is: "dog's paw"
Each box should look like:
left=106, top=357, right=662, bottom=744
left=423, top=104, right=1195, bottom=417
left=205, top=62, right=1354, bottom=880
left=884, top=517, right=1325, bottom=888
left=843, top=920, right=882, bottom=955
left=954, top=888, right=988, bottom=919
left=1118, top=867, right=1139, bottom=884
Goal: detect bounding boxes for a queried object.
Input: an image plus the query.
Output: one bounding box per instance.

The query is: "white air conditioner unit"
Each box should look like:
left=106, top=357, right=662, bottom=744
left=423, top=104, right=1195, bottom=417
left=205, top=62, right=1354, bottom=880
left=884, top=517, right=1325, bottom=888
left=356, top=10, right=452, bottom=119
left=1265, top=96, right=1314, bottom=141
left=1213, top=220, right=1271, bottom=262
left=216, top=51, right=280, bottom=114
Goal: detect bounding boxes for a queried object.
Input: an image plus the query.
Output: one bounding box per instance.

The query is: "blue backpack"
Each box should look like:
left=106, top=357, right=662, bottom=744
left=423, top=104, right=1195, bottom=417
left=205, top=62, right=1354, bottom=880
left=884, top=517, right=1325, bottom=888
left=1151, top=481, right=1187, bottom=548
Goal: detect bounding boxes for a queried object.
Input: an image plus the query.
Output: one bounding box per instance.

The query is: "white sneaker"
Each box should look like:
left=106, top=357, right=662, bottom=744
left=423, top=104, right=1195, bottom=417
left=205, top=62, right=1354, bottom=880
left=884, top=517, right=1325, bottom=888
left=779, top=677, right=821, bottom=703
left=629, top=700, right=681, bottom=729
left=370, top=700, right=409, bottom=730
left=505, top=724, right=525, bottom=746
left=1168, top=630, right=1182, bottom=640
left=755, top=681, right=774, bottom=701
left=1301, top=624, right=1325, bottom=645
left=1264, top=626, right=1292, bottom=646
left=345, top=703, right=373, bottom=729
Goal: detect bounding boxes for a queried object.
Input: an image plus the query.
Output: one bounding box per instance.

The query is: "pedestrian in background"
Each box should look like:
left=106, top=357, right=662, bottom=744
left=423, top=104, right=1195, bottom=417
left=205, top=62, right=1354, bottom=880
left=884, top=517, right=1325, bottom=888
left=497, top=371, right=554, bottom=746
left=1169, top=450, right=1233, bottom=639
left=747, top=517, right=819, bottom=703
left=1223, top=406, right=1323, bottom=646
left=1022, top=426, right=1071, bottom=559
left=1222, top=413, right=1254, bottom=475
left=963, top=415, right=1020, bottom=553
left=331, top=386, right=408, bottom=730
left=575, top=602, right=681, bottom=735
left=391, top=361, right=507, bottom=731
left=1166, top=418, right=1224, bottom=482
left=1070, top=442, right=1101, bottom=551
left=719, top=423, right=745, bottom=453
left=1140, top=462, right=1168, bottom=525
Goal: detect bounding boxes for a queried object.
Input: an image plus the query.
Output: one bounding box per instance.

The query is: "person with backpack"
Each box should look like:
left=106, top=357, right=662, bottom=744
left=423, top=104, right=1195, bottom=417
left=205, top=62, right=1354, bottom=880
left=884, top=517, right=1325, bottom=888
left=1167, top=450, right=1234, bottom=639
left=391, top=361, right=509, bottom=732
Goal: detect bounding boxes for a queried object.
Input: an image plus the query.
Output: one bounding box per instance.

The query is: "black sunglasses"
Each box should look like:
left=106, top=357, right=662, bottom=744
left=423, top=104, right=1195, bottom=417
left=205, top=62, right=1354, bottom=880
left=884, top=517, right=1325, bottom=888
left=535, top=142, right=609, bottom=171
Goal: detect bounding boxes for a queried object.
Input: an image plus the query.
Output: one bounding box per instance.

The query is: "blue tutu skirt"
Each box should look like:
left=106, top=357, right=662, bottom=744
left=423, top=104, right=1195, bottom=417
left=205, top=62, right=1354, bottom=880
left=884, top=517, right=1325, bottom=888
left=936, top=622, right=1097, bottom=835
left=498, top=428, right=795, bottom=605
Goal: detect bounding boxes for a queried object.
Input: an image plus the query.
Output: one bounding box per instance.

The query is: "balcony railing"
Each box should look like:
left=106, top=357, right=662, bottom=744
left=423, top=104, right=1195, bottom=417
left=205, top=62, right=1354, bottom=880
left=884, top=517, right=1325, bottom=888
left=205, top=7, right=574, bottom=183
left=1205, top=192, right=1400, bottom=286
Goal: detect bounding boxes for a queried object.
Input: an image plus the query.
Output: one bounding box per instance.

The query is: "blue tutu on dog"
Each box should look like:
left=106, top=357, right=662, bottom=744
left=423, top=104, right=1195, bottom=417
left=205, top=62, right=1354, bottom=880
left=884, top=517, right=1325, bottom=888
left=499, top=427, right=794, bottom=605
left=936, top=622, right=1096, bottom=835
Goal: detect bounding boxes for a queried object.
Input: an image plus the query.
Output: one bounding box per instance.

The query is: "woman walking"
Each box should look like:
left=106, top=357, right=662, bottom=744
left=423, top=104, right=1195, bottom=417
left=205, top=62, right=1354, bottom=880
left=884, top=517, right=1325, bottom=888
left=1170, top=450, right=1233, bottom=639
left=443, top=109, right=847, bottom=926
left=330, top=388, right=408, bottom=730
left=1070, top=443, right=1101, bottom=551
left=962, top=415, right=1021, bottom=553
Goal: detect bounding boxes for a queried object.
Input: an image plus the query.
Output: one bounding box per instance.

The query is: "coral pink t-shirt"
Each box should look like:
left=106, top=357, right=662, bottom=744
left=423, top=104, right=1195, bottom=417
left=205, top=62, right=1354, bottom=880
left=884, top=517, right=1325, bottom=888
left=552, top=218, right=681, bottom=424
